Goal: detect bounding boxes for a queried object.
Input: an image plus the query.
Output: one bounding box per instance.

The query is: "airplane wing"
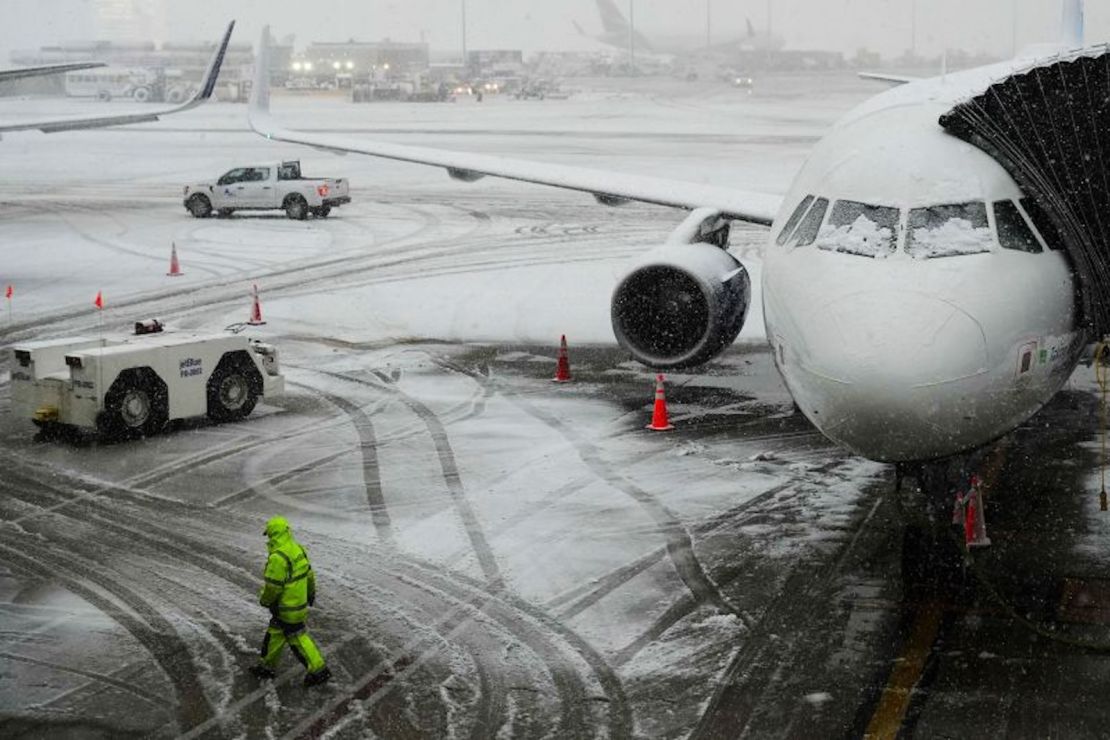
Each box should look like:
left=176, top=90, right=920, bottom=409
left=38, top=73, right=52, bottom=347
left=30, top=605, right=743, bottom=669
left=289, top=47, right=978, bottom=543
left=248, top=28, right=780, bottom=226
left=858, top=72, right=920, bottom=86
left=0, top=62, right=106, bottom=84
left=0, top=21, right=234, bottom=134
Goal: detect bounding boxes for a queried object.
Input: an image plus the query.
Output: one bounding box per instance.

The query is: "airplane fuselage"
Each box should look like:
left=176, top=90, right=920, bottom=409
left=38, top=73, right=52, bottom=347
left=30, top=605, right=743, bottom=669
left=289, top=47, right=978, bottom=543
left=762, top=62, right=1086, bottom=462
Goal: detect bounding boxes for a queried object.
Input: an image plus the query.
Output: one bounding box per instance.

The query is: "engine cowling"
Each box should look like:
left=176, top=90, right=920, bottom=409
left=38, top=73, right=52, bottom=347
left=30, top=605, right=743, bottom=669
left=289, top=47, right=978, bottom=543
left=611, top=242, right=751, bottom=369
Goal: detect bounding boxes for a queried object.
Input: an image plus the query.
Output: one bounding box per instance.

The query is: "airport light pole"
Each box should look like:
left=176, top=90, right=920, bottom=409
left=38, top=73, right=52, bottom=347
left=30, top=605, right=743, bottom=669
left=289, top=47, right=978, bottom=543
left=461, top=0, right=468, bottom=66
left=706, top=0, right=712, bottom=49
left=910, top=0, right=918, bottom=59
left=628, top=0, right=636, bottom=71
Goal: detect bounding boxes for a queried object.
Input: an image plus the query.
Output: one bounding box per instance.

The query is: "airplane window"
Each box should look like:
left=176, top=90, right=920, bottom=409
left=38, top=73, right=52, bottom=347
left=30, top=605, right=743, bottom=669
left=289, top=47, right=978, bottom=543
left=906, top=202, right=991, bottom=259
left=791, top=197, right=829, bottom=247
left=775, top=195, right=814, bottom=246
left=993, top=200, right=1043, bottom=253
left=816, top=200, right=899, bottom=257
left=1020, top=197, right=1065, bottom=251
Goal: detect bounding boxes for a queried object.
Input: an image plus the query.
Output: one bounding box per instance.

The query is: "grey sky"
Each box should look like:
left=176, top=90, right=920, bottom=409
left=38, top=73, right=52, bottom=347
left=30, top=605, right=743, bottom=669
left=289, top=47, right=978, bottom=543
left=4, top=1, right=1109, bottom=62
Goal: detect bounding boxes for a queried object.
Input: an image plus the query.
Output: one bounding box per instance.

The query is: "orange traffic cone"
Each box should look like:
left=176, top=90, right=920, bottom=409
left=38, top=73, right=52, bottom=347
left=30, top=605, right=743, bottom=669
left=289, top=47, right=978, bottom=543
left=553, top=335, right=572, bottom=383
left=646, top=374, right=674, bottom=431
left=964, top=475, right=992, bottom=548
left=247, top=283, right=266, bottom=325
left=167, top=242, right=183, bottom=277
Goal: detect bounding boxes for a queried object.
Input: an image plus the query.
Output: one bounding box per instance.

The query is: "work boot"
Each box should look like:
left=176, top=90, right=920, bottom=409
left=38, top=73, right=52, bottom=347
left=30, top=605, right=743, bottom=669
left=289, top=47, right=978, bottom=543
left=250, top=665, right=276, bottom=680
left=303, top=666, right=332, bottom=687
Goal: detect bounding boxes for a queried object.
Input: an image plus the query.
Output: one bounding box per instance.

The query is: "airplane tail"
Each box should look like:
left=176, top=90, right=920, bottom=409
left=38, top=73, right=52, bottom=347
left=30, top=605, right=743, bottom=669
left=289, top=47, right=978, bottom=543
left=572, top=20, right=587, bottom=37
left=746, top=18, right=756, bottom=38
left=596, top=0, right=630, bottom=34
left=1062, top=0, right=1084, bottom=48
left=249, top=26, right=273, bottom=132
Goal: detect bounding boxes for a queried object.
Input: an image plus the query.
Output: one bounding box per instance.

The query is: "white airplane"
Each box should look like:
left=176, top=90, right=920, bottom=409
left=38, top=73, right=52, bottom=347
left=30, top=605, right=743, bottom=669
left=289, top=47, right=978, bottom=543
left=0, top=21, right=234, bottom=135
left=248, top=1, right=1098, bottom=467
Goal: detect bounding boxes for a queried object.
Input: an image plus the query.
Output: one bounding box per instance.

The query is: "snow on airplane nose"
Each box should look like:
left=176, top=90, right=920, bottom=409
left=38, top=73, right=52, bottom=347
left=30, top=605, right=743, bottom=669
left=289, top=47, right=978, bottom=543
left=783, top=291, right=990, bottom=462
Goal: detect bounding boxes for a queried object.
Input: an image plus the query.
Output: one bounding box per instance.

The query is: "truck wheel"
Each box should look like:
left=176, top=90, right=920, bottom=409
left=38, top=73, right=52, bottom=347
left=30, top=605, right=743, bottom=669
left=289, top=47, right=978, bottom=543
left=207, top=354, right=261, bottom=422
left=187, top=194, right=212, bottom=218
left=97, top=89, right=112, bottom=102
left=132, top=86, right=152, bottom=103
left=284, top=195, right=308, bottom=220
left=101, top=368, right=168, bottom=439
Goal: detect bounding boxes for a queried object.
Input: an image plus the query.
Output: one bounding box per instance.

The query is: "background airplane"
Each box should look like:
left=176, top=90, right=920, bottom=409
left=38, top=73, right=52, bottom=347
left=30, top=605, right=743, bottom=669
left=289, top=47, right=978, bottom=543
left=576, top=0, right=784, bottom=56
left=0, top=21, right=234, bottom=135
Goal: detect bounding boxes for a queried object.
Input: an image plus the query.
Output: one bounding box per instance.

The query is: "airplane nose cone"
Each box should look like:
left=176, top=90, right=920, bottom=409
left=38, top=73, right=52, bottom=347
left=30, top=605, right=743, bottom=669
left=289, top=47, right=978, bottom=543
left=784, top=291, right=989, bottom=461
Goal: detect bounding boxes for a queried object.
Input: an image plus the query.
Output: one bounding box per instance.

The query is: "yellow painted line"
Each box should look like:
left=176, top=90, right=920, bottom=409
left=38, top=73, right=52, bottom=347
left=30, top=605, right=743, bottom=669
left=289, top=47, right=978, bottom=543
left=864, top=441, right=1010, bottom=738
left=863, top=601, right=944, bottom=740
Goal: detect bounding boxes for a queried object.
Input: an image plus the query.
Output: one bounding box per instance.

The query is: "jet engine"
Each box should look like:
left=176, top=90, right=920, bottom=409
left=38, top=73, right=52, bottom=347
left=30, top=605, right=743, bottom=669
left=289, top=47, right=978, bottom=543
left=611, top=242, right=751, bottom=369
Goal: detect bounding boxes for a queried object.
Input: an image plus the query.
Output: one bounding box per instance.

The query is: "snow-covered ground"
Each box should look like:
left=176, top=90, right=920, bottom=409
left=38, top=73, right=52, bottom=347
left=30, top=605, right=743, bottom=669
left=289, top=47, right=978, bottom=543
left=0, top=74, right=915, bottom=738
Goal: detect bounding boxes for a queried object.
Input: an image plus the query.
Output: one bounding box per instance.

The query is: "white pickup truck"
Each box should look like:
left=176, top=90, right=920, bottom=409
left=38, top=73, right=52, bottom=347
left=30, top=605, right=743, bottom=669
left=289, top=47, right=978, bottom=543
left=183, top=160, right=351, bottom=220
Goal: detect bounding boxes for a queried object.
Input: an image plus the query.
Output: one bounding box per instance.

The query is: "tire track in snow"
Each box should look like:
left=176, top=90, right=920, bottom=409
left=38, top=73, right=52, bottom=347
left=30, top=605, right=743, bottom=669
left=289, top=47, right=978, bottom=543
left=0, top=539, right=213, bottom=732
left=0, top=650, right=170, bottom=709
left=431, top=356, right=747, bottom=626
left=316, top=369, right=503, bottom=590
left=0, top=198, right=454, bottom=342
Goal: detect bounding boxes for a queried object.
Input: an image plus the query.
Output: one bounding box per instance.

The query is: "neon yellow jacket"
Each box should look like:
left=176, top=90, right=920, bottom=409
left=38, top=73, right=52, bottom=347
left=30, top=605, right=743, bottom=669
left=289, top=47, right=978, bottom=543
left=258, top=530, right=316, bottom=624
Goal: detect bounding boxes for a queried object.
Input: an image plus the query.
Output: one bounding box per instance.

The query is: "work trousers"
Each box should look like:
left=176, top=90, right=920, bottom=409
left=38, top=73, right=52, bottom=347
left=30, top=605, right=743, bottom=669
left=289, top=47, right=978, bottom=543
left=259, top=616, right=326, bottom=674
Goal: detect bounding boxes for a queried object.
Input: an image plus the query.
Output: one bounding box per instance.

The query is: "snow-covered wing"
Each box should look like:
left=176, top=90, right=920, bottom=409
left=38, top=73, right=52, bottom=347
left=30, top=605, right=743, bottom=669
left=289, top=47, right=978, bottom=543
left=0, top=21, right=233, bottom=134
left=858, top=72, right=920, bottom=86
left=248, top=28, right=781, bottom=226
left=0, top=62, right=106, bottom=84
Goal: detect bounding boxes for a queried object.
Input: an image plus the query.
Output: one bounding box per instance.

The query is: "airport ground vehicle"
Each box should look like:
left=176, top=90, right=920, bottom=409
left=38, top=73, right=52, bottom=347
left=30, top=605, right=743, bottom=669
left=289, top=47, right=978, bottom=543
left=183, top=160, right=350, bottom=220
left=65, top=66, right=197, bottom=103
left=10, top=320, right=284, bottom=439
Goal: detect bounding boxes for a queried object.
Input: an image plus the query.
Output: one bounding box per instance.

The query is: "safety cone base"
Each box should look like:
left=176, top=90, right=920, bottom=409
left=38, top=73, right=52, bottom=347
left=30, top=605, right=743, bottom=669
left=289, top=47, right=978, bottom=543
left=646, top=422, right=675, bottom=431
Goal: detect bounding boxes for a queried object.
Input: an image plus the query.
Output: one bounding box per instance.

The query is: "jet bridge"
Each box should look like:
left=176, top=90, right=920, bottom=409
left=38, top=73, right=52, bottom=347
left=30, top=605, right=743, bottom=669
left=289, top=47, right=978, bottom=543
left=940, top=46, right=1110, bottom=333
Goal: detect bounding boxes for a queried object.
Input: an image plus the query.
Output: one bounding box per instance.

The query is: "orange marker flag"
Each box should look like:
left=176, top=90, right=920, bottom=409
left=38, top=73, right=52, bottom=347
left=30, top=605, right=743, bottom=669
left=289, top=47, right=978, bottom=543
left=94, top=290, right=104, bottom=310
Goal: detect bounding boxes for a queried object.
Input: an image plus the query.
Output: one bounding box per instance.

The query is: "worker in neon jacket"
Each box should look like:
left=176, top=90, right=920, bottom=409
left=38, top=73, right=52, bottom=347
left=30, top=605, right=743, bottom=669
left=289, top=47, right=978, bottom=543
left=250, top=516, right=331, bottom=686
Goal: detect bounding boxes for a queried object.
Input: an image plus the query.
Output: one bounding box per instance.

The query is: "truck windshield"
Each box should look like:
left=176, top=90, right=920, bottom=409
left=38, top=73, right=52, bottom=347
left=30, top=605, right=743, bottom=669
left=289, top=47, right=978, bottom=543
left=815, top=200, right=899, bottom=258
left=906, top=202, right=992, bottom=259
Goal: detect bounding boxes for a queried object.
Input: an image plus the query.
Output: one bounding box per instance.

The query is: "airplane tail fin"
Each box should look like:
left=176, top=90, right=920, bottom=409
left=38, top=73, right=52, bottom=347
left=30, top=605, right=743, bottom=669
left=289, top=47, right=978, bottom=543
left=572, top=20, right=587, bottom=36
left=746, top=18, right=756, bottom=38
left=249, top=26, right=273, bottom=133
left=1062, top=0, right=1084, bottom=48
left=195, top=21, right=235, bottom=103
left=596, top=0, right=630, bottom=34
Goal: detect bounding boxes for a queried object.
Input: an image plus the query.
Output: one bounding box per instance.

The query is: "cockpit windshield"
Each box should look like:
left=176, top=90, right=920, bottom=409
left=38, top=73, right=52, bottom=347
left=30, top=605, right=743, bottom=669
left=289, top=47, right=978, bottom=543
left=814, top=200, right=899, bottom=258
left=906, top=202, right=992, bottom=259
